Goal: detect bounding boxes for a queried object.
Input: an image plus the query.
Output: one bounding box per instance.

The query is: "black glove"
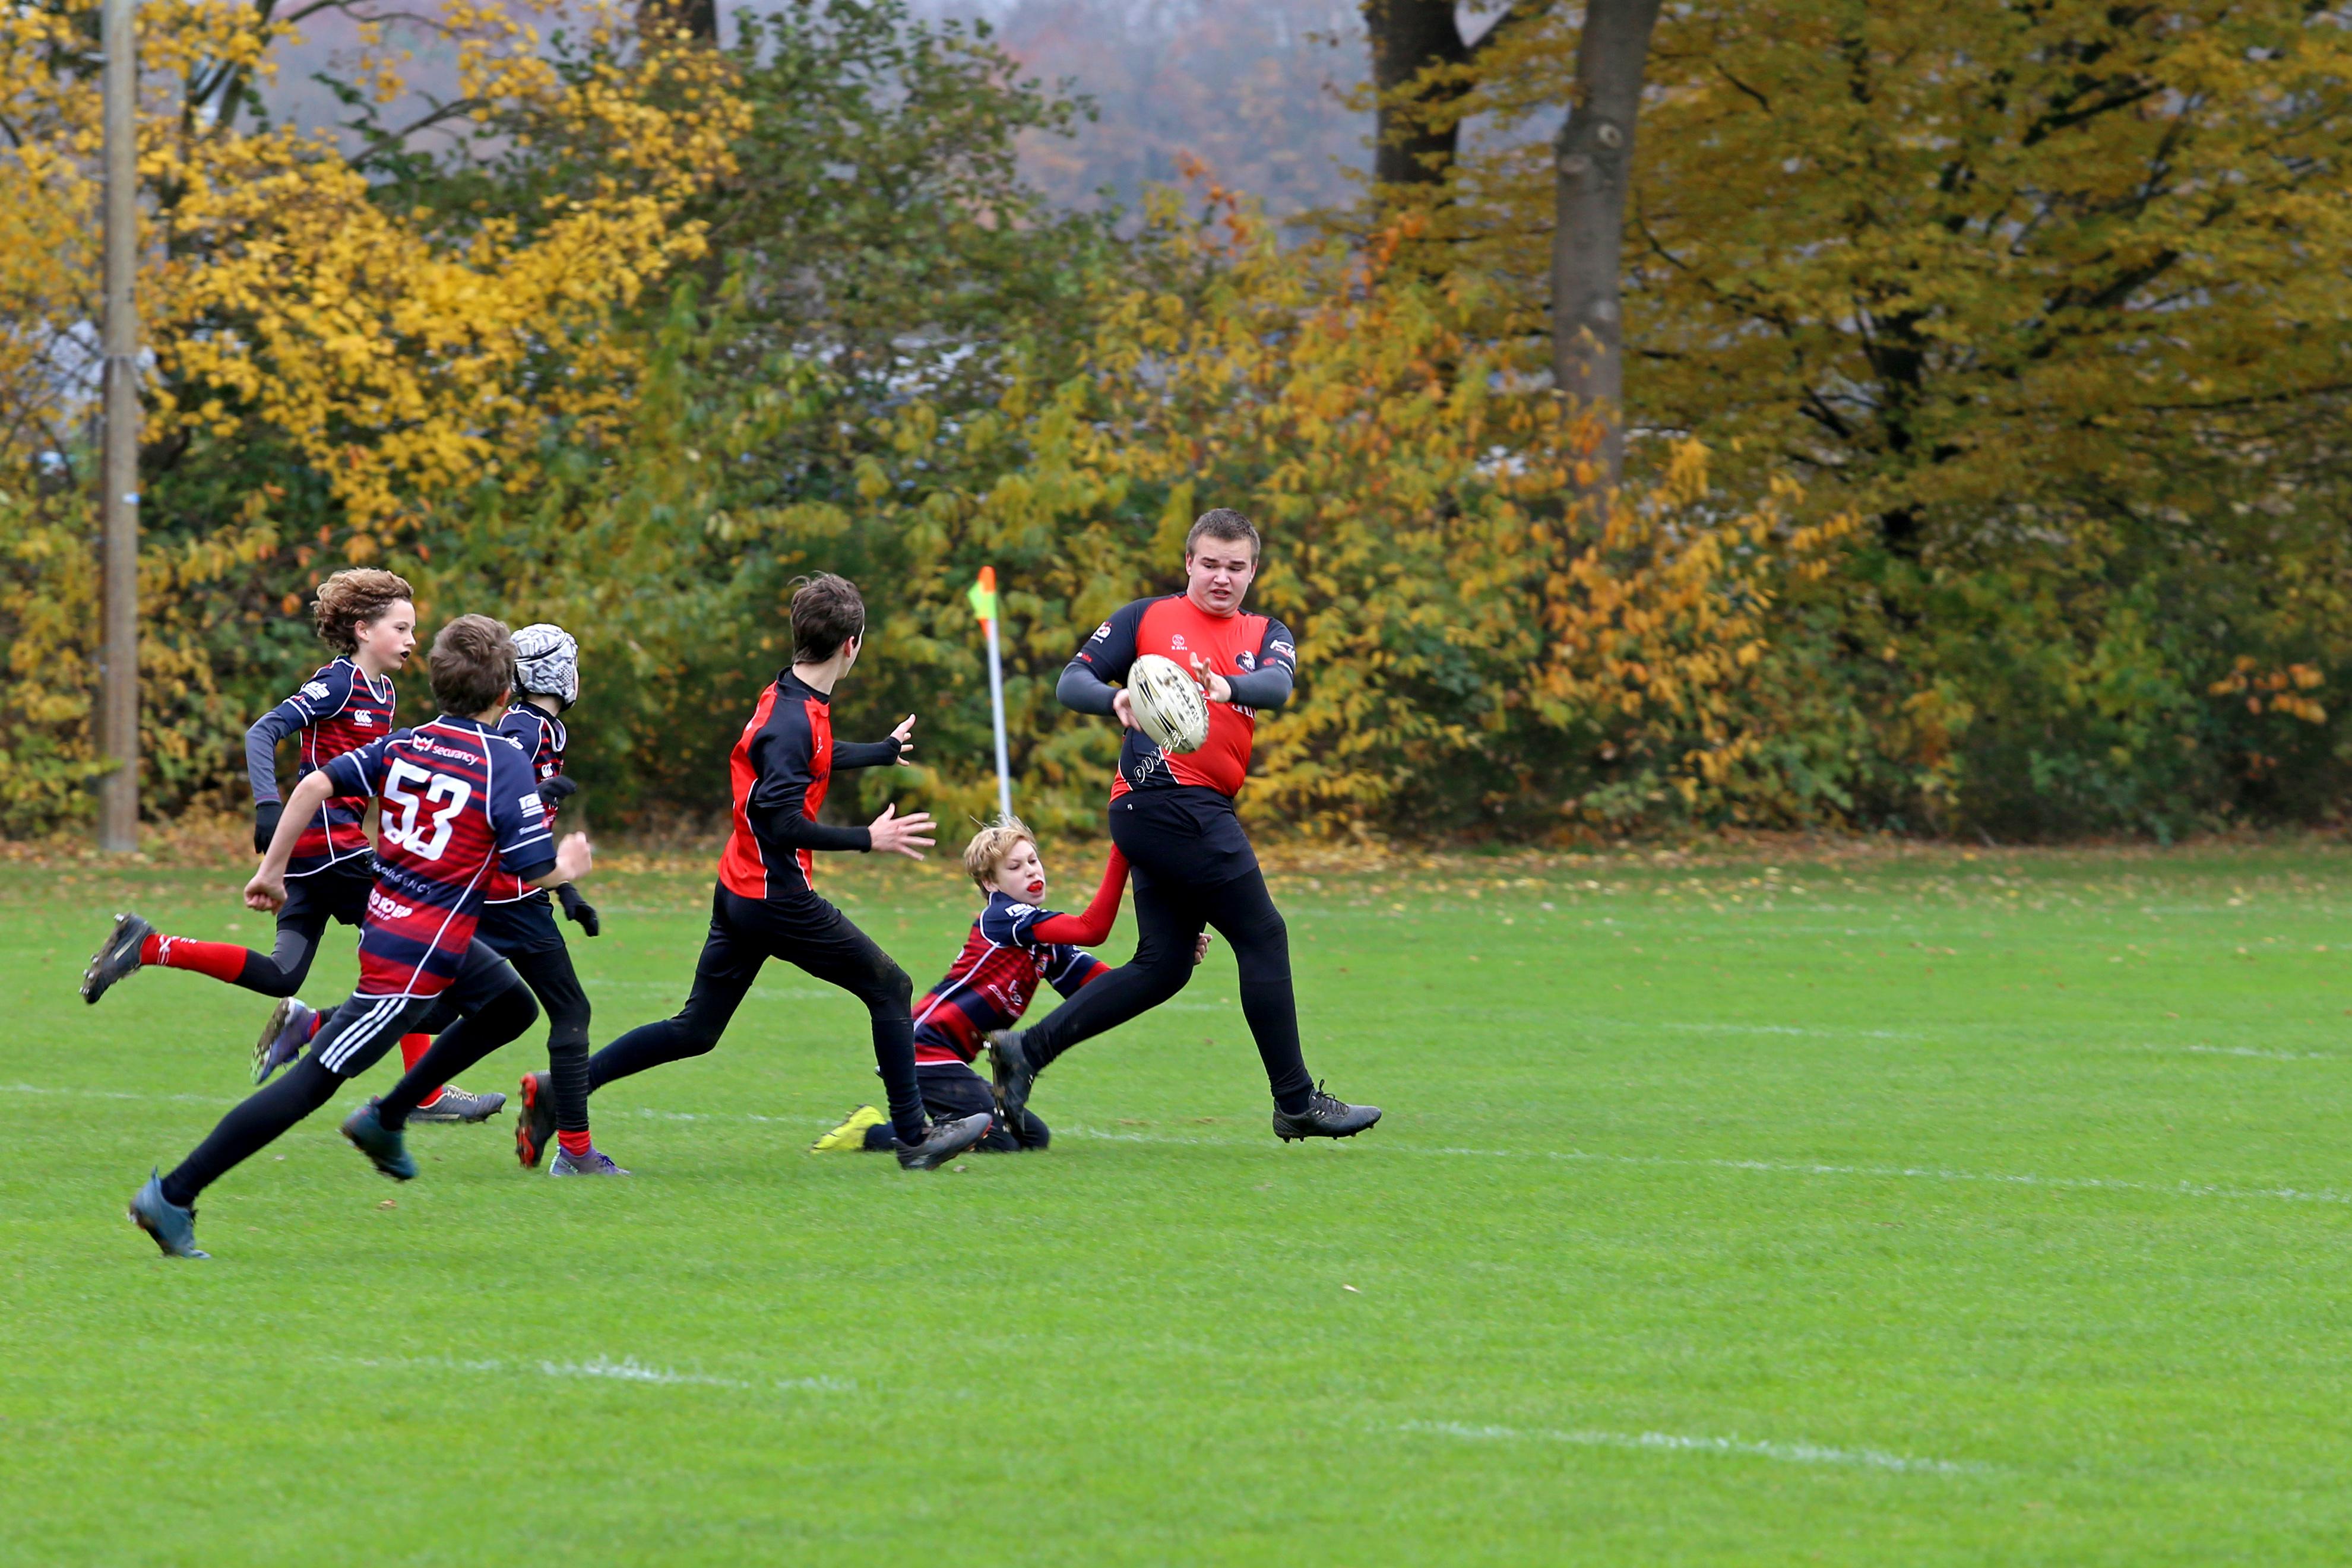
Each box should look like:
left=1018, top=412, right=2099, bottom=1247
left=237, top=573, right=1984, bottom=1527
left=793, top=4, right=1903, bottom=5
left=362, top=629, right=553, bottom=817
left=539, top=775, right=580, bottom=802
left=253, top=799, right=283, bottom=856
left=558, top=880, right=600, bottom=937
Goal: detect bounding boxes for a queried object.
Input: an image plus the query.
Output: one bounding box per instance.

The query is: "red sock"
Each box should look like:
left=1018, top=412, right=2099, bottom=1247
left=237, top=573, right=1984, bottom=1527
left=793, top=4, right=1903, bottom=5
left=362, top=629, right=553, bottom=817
left=398, top=1035, right=445, bottom=1107
left=140, top=932, right=248, bottom=984
left=305, top=1011, right=325, bottom=1041
left=557, top=1129, right=594, bottom=1157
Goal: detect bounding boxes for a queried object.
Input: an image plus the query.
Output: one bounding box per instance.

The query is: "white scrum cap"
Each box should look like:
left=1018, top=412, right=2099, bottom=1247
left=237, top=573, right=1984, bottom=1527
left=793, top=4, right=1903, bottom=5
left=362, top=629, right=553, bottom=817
left=511, top=623, right=580, bottom=708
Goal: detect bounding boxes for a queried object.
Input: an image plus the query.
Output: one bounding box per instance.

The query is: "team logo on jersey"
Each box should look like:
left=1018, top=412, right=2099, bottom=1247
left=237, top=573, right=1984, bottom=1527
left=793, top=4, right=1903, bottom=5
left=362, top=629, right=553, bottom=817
left=302, top=680, right=333, bottom=702
left=1006, top=902, right=1037, bottom=918
left=1088, top=621, right=1112, bottom=643
left=1270, top=640, right=1296, bottom=661
left=1237, top=650, right=1256, bottom=671
left=518, top=793, right=543, bottom=816
left=1169, top=633, right=1188, bottom=650
left=354, top=710, right=375, bottom=726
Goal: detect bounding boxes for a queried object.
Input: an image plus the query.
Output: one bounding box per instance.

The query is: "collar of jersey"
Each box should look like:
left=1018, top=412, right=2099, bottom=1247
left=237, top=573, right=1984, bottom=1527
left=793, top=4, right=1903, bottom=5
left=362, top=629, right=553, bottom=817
left=776, top=669, right=831, bottom=704
left=423, top=712, right=497, bottom=734
left=340, top=655, right=395, bottom=701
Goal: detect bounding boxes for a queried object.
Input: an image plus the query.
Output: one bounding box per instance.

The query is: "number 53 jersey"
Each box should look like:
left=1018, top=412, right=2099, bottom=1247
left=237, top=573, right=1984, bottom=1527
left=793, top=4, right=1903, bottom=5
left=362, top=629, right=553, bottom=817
left=321, top=714, right=559, bottom=999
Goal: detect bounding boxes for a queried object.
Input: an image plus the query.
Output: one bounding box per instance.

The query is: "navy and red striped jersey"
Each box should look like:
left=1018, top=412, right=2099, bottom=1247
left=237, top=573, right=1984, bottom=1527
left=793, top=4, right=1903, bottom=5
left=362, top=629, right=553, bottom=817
left=484, top=702, right=567, bottom=905
left=911, top=892, right=1107, bottom=1065
left=252, top=657, right=399, bottom=877
left=717, top=670, right=900, bottom=900
left=322, top=715, right=555, bottom=998
left=1072, top=595, right=1296, bottom=800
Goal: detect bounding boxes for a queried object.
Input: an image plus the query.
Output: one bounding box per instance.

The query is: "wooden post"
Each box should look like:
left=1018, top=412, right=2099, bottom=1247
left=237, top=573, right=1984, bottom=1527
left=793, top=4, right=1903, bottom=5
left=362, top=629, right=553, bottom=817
left=97, top=0, right=141, bottom=853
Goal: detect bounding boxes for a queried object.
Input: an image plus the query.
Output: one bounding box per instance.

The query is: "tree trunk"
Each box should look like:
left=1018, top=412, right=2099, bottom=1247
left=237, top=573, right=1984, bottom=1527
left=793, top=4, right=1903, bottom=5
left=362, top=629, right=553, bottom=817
left=1550, top=0, right=1661, bottom=491
left=639, top=0, right=719, bottom=46
left=1363, top=0, right=1471, bottom=188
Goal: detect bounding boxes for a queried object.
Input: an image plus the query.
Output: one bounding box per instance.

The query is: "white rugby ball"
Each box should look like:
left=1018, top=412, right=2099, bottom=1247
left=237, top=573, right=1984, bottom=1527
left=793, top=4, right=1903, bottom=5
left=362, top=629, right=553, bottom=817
left=1127, top=653, right=1211, bottom=754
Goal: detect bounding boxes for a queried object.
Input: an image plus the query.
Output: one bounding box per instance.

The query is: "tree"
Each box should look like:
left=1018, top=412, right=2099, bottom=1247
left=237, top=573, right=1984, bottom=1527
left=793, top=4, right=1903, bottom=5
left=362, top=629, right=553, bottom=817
left=1549, top=0, right=1659, bottom=489
left=1362, top=0, right=1548, bottom=190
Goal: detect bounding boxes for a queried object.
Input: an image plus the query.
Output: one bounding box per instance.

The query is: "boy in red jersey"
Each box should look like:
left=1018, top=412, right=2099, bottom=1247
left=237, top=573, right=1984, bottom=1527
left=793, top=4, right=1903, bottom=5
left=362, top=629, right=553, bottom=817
left=987, top=510, right=1381, bottom=1142
left=579, top=574, right=992, bottom=1171
left=79, top=568, right=496, bottom=1121
left=811, top=821, right=1209, bottom=1154
left=128, top=616, right=594, bottom=1258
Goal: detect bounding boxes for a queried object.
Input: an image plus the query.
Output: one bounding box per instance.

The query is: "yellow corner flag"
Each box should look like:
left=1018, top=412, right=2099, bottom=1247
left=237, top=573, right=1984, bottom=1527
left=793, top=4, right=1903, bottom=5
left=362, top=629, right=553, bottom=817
left=968, top=565, right=999, bottom=627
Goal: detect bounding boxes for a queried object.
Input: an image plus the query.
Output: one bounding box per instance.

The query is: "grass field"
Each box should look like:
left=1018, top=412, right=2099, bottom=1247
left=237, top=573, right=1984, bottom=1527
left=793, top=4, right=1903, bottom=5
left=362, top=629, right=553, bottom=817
left=7, top=841, right=2352, bottom=1564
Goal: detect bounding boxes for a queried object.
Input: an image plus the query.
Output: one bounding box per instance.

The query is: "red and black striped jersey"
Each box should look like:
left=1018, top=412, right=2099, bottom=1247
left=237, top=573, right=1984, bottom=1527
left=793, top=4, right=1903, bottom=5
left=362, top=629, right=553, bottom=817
left=249, top=657, right=398, bottom=877
left=483, top=702, right=567, bottom=905
left=911, top=892, right=1107, bottom=1065
left=1072, top=595, right=1296, bottom=800
left=717, top=671, right=901, bottom=901
left=322, top=715, right=555, bottom=999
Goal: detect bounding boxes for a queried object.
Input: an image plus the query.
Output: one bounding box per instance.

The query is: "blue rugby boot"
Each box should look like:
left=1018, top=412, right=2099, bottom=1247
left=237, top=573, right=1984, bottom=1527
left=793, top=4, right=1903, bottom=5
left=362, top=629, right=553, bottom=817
left=895, top=1111, right=991, bottom=1171
left=252, top=997, right=316, bottom=1085
left=340, top=1098, right=417, bottom=1181
left=549, top=1146, right=630, bottom=1176
left=128, top=1170, right=208, bottom=1259
left=1272, top=1082, right=1382, bottom=1143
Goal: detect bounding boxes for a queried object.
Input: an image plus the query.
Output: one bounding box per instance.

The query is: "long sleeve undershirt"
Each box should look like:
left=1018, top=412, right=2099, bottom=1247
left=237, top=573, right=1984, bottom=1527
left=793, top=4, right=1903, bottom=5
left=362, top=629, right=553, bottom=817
left=1221, top=664, right=1293, bottom=710
left=754, top=807, right=873, bottom=853
left=832, top=738, right=901, bottom=769
left=1028, top=848, right=1131, bottom=946
left=1057, top=661, right=1118, bottom=716
left=245, top=709, right=302, bottom=806
left=1056, top=658, right=1291, bottom=715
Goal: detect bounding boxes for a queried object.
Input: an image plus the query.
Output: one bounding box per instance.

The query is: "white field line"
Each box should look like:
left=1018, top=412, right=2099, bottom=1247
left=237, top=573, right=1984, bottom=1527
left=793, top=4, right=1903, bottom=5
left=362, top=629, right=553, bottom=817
left=2133, top=1043, right=2344, bottom=1063
left=350, top=1353, right=852, bottom=1393
left=14, top=1082, right=2350, bottom=1209
left=1582, top=1019, right=1923, bottom=1041
left=1398, top=1420, right=1989, bottom=1477
left=1053, top=1124, right=2352, bottom=1208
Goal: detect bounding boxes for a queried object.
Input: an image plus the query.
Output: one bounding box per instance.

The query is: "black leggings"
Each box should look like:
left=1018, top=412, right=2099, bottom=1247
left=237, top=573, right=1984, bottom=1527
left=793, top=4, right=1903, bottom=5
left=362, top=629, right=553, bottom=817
left=230, top=866, right=373, bottom=996
left=586, top=885, right=927, bottom=1144
left=338, top=937, right=590, bottom=1134
left=1022, top=866, right=1313, bottom=1111
left=160, top=946, right=533, bottom=1206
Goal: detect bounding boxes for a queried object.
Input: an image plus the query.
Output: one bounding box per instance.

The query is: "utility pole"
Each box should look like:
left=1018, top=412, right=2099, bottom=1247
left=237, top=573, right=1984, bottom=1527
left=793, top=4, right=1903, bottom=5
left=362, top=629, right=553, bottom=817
left=98, top=0, right=140, bottom=852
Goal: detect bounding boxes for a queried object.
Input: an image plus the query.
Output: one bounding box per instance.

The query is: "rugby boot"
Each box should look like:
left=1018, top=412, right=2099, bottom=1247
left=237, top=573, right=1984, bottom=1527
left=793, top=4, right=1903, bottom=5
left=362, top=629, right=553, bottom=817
left=549, top=1146, right=630, bottom=1177
left=895, top=1111, right=992, bottom=1172
left=514, top=1072, right=556, bottom=1168
left=985, top=1028, right=1040, bottom=1124
left=251, top=997, right=316, bottom=1085
left=1272, top=1082, right=1383, bottom=1142
left=127, top=1170, right=208, bottom=1259
left=811, top=1104, right=885, bottom=1153
left=340, top=1098, right=418, bottom=1181
left=407, top=1084, right=507, bottom=1124
left=81, top=912, right=153, bottom=1004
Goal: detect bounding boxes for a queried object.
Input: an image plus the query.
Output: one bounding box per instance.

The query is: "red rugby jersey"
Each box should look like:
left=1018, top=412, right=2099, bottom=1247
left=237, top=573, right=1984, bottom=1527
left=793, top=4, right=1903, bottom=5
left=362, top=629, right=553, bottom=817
left=716, top=671, right=901, bottom=900
left=1070, top=594, right=1296, bottom=799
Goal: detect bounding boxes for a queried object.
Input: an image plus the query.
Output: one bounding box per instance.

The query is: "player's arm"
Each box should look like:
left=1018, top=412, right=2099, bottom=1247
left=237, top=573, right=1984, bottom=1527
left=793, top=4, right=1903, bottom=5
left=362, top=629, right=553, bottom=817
left=749, top=709, right=933, bottom=859
left=246, top=742, right=373, bottom=910
left=833, top=715, right=916, bottom=769
left=243, top=667, right=344, bottom=851
left=1196, top=617, right=1297, bottom=710
left=1058, top=601, right=1146, bottom=721
left=1028, top=848, right=1131, bottom=946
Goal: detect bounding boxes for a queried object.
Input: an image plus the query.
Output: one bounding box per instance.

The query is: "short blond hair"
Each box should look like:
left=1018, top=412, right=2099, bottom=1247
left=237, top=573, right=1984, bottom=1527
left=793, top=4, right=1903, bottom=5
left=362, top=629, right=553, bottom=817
left=963, top=817, right=1036, bottom=892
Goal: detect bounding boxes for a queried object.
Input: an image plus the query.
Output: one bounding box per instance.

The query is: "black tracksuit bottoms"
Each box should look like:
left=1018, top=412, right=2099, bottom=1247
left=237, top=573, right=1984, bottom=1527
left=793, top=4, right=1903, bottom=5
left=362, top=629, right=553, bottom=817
left=1018, top=786, right=1313, bottom=1112
left=584, top=883, right=929, bottom=1144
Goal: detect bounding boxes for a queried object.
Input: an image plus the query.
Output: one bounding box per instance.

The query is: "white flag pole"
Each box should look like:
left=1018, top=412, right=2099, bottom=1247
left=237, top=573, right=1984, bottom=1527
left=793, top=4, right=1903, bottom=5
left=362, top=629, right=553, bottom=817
left=985, top=613, right=1012, bottom=822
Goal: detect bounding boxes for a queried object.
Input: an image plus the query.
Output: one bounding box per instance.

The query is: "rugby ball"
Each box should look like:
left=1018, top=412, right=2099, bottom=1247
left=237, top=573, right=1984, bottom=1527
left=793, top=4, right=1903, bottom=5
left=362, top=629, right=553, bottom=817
left=1127, top=653, right=1211, bottom=754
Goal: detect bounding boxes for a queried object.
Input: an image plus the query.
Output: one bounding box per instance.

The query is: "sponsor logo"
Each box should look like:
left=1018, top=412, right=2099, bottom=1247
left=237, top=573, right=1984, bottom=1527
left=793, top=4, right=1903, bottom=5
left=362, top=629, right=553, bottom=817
left=1005, top=902, right=1037, bottom=918
left=1088, top=621, right=1112, bottom=643
left=353, top=710, right=375, bottom=726
left=301, top=680, right=333, bottom=702
left=366, top=889, right=417, bottom=921
left=1169, top=633, right=1188, bottom=650
left=1236, top=650, right=1256, bottom=671
left=1270, top=640, right=1296, bottom=661
left=518, top=793, right=543, bottom=816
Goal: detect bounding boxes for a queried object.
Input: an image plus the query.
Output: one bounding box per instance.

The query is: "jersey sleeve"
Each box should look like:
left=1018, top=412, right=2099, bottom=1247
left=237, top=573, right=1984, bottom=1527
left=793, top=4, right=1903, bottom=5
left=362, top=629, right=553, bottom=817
left=286, top=662, right=355, bottom=724
left=748, top=704, right=872, bottom=853
left=979, top=898, right=1052, bottom=947
left=487, top=738, right=557, bottom=880
left=1028, top=849, right=1130, bottom=946
left=1042, top=945, right=1107, bottom=998
left=832, top=736, right=900, bottom=770
left=320, top=732, right=395, bottom=799
left=1071, top=598, right=1150, bottom=686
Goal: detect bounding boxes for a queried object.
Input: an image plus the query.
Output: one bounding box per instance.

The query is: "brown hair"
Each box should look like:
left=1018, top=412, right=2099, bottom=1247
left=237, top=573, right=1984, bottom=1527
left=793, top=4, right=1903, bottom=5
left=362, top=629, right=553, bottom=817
left=428, top=614, right=515, bottom=717
left=1184, top=508, right=1260, bottom=562
left=790, top=572, right=867, bottom=663
left=963, top=817, right=1036, bottom=892
left=312, top=568, right=414, bottom=653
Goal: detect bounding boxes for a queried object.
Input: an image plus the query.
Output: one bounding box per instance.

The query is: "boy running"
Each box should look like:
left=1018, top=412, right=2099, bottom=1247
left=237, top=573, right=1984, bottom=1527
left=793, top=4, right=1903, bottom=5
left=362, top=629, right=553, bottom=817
left=80, top=568, right=499, bottom=1122
left=128, top=616, right=593, bottom=1259
left=579, top=573, right=991, bottom=1171
left=260, top=625, right=619, bottom=1174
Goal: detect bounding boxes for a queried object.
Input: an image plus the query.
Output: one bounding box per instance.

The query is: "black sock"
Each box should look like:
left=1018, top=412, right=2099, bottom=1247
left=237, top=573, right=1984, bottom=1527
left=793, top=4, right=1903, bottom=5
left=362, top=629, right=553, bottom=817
left=161, top=1053, right=341, bottom=1206
left=378, top=984, right=536, bottom=1128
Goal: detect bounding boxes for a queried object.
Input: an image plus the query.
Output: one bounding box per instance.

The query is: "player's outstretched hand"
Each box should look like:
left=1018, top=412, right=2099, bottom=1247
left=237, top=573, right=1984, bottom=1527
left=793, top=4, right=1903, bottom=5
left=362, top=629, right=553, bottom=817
left=889, top=714, right=916, bottom=765
left=553, top=831, right=594, bottom=885
left=245, top=869, right=286, bottom=913
left=539, top=775, right=580, bottom=802
left=252, top=800, right=282, bottom=856
left=869, top=803, right=935, bottom=860
left=1192, top=932, right=1213, bottom=966
left=1188, top=654, right=1233, bottom=704
left=1111, top=688, right=1138, bottom=730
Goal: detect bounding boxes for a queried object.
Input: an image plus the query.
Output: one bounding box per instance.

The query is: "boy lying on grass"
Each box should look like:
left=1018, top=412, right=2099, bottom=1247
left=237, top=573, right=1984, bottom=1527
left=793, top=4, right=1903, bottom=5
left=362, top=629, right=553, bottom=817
left=813, top=819, right=1205, bottom=1154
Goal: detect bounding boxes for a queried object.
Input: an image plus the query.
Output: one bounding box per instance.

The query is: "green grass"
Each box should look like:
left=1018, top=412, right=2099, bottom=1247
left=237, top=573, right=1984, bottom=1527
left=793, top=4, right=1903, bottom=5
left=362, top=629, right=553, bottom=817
left=7, top=842, right=2352, bottom=1563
